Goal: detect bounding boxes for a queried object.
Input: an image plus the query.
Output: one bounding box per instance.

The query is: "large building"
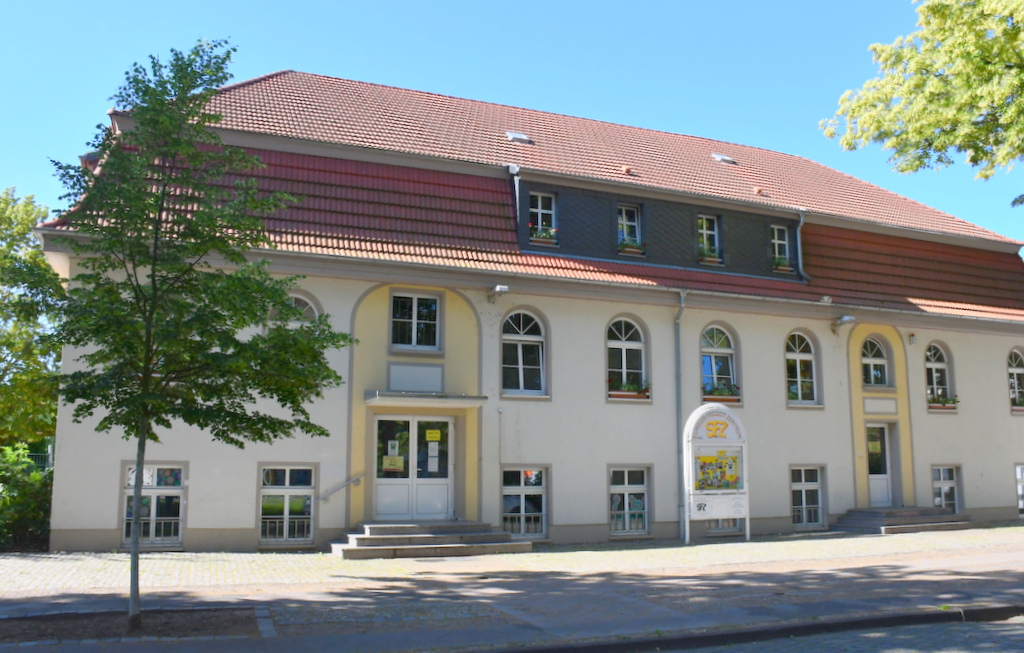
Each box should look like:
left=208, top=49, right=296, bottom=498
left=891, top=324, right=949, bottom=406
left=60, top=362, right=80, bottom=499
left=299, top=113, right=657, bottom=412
left=42, top=72, right=1024, bottom=551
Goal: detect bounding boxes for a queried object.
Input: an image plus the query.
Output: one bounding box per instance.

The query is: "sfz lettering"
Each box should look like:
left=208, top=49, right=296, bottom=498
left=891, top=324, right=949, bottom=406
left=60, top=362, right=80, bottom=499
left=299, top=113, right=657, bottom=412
left=705, top=420, right=729, bottom=438
left=696, top=503, right=707, bottom=512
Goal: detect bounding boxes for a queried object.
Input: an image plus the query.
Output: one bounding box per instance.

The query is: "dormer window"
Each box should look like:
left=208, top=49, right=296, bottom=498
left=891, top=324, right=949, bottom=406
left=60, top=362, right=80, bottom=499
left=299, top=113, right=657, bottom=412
left=698, top=214, right=721, bottom=263
left=771, top=225, right=792, bottom=270
left=529, top=193, right=557, bottom=244
left=617, top=205, right=642, bottom=252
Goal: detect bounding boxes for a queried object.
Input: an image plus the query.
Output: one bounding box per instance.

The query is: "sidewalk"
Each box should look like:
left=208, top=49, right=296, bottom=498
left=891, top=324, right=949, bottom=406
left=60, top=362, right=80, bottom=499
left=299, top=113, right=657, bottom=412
left=2, top=526, right=1024, bottom=651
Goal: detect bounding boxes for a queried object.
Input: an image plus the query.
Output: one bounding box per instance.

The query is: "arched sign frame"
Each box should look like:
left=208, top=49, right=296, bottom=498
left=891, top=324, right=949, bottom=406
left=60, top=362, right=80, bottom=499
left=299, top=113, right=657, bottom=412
left=683, top=402, right=750, bottom=544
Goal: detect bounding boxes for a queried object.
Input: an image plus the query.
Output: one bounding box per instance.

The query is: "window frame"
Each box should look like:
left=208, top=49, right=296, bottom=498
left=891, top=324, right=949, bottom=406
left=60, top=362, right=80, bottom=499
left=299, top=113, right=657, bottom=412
left=122, top=463, right=186, bottom=547
left=528, top=192, right=557, bottom=242
left=390, top=291, right=442, bottom=353
left=609, top=467, right=649, bottom=535
left=861, top=338, right=890, bottom=387
left=701, top=325, right=739, bottom=400
left=697, top=214, right=721, bottom=261
left=790, top=467, right=825, bottom=530
left=785, top=332, right=818, bottom=406
left=607, top=318, right=648, bottom=399
left=501, top=311, right=547, bottom=396
left=501, top=468, right=547, bottom=538
left=771, top=225, right=791, bottom=269
left=931, top=465, right=960, bottom=513
left=259, top=465, right=316, bottom=545
left=925, top=343, right=955, bottom=408
left=1009, top=350, right=1024, bottom=410
left=617, top=204, right=641, bottom=247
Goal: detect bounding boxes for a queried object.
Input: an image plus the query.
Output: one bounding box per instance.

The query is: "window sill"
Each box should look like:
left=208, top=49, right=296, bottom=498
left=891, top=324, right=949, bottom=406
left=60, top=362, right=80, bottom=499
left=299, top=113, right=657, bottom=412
left=927, top=404, right=958, bottom=413
left=617, top=247, right=646, bottom=257
left=862, top=385, right=897, bottom=394
left=773, top=265, right=795, bottom=274
left=698, top=257, right=723, bottom=266
left=501, top=393, right=551, bottom=401
left=609, top=532, right=652, bottom=539
left=529, top=238, right=559, bottom=247
left=1012, top=406, right=1024, bottom=415
left=389, top=346, right=444, bottom=357
left=703, top=395, right=741, bottom=405
left=787, top=402, right=824, bottom=410
left=608, top=391, right=651, bottom=402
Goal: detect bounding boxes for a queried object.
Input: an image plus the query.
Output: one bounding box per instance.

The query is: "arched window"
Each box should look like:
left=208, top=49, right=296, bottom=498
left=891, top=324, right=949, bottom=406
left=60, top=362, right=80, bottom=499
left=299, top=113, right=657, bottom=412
left=502, top=312, right=545, bottom=394
left=701, top=326, right=738, bottom=398
left=786, top=333, right=816, bottom=404
left=861, top=338, right=888, bottom=386
left=1009, top=350, right=1024, bottom=408
left=607, top=319, right=646, bottom=396
left=925, top=344, right=951, bottom=404
left=270, top=294, right=319, bottom=322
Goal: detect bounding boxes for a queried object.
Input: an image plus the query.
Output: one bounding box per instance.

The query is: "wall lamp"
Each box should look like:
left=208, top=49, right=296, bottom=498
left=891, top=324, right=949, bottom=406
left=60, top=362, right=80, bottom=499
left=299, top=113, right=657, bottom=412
left=830, top=315, right=856, bottom=334
left=487, top=284, right=510, bottom=303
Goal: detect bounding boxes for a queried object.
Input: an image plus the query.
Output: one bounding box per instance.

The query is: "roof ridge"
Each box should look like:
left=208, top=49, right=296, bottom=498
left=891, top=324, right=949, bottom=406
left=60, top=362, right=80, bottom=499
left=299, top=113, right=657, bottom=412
left=218, top=69, right=296, bottom=94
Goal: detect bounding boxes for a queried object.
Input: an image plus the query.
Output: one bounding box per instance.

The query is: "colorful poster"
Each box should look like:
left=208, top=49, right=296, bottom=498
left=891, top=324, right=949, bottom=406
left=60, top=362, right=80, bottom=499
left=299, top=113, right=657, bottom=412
left=695, top=454, right=740, bottom=490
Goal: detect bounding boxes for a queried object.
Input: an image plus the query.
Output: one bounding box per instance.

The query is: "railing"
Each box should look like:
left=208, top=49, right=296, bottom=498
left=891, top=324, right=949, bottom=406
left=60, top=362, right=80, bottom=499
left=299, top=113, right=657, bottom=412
left=260, top=517, right=312, bottom=541
left=28, top=453, right=53, bottom=470
left=316, top=472, right=364, bottom=504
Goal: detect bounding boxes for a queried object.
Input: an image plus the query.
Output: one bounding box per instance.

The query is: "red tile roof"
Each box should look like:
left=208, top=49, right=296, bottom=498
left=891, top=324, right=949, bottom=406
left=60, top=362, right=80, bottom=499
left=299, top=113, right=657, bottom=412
left=241, top=149, right=1024, bottom=323
left=209, top=72, right=1017, bottom=246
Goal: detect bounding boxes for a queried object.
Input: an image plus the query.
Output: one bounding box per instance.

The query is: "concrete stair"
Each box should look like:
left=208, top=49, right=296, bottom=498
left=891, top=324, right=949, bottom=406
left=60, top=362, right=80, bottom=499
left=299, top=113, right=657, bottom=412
left=331, top=521, right=532, bottom=559
left=835, top=507, right=973, bottom=534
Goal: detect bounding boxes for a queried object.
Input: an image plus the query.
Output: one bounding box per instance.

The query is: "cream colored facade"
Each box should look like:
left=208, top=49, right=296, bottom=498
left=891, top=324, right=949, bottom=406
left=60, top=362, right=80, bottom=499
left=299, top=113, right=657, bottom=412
left=48, top=251, right=1024, bottom=550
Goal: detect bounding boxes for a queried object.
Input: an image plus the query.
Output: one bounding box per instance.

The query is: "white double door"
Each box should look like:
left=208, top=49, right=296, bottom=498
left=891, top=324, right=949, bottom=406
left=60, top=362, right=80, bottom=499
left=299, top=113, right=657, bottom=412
left=374, top=416, right=454, bottom=520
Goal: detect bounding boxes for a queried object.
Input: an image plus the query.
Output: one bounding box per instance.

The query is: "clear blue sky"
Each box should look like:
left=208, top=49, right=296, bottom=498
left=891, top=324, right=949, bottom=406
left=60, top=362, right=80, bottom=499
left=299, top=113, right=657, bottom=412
left=4, top=1, right=1022, bottom=243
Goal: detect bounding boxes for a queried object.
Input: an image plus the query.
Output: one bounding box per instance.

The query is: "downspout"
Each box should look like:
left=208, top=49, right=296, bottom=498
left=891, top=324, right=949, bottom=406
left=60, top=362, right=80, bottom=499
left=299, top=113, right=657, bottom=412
left=508, top=164, right=522, bottom=226
left=796, top=211, right=811, bottom=281
left=675, top=290, right=688, bottom=542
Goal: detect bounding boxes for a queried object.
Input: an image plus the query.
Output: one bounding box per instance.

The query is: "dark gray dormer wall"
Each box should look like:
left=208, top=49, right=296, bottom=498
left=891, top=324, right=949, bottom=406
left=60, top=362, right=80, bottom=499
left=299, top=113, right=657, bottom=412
left=518, top=182, right=799, bottom=278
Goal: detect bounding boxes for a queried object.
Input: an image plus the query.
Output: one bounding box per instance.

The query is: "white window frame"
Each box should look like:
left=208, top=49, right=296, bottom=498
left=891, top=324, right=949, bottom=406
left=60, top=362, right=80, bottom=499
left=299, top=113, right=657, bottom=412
left=123, top=464, right=185, bottom=546
left=771, top=225, right=790, bottom=262
left=791, top=467, right=825, bottom=530
left=259, top=465, right=315, bottom=544
left=501, top=468, right=547, bottom=538
left=1009, top=350, right=1024, bottom=409
left=786, top=332, right=817, bottom=405
left=702, top=326, right=739, bottom=398
left=607, top=319, right=646, bottom=396
left=617, top=205, right=641, bottom=246
left=502, top=311, right=546, bottom=395
left=931, top=466, right=960, bottom=513
left=697, top=214, right=720, bottom=259
left=529, top=192, right=557, bottom=240
left=926, top=343, right=953, bottom=405
left=609, top=467, right=649, bottom=534
left=861, top=338, right=889, bottom=386
left=390, top=292, right=441, bottom=352
left=1016, top=464, right=1024, bottom=517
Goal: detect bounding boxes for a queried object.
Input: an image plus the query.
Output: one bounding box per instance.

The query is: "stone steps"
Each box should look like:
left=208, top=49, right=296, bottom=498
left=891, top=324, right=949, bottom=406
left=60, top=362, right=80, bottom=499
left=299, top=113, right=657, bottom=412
left=331, top=521, right=532, bottom=559
left=835, top=507, right=973, bottom=535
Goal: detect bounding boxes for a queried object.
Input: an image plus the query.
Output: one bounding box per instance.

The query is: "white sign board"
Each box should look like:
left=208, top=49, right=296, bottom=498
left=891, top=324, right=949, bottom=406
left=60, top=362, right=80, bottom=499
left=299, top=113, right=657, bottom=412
left=683, top=403, right=750, bottom=543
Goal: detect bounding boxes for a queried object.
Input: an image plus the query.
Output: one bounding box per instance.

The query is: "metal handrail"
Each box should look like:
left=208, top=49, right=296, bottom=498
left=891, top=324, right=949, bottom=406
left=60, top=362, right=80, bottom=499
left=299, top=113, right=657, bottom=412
left=316, top=472, right=365, bottom=503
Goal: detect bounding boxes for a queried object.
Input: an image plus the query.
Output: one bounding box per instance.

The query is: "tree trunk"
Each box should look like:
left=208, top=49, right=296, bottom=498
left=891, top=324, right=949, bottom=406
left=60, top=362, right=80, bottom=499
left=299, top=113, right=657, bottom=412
left=127, top=421, right=149, bottom=632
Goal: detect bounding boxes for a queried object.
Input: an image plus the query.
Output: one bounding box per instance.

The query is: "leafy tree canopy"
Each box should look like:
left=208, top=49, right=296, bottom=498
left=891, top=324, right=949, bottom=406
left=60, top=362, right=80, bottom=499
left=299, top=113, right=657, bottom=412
left=0, top=189, right=61, bottom=445
left=48, top=40, right=353, bottom=626
left=822, top=0, right=1024, bottom=205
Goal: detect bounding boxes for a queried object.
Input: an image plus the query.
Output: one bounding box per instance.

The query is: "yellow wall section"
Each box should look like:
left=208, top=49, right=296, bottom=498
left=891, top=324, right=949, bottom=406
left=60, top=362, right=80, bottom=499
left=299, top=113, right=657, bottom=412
left=847, top=324, right=915, bottom=508
left=347, top=285, right=481, bottom=525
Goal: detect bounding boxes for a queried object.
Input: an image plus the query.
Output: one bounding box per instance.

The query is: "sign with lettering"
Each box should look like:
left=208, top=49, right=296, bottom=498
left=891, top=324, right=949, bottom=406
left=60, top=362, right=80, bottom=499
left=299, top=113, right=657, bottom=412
left=683, top=402, right=750, bottom=542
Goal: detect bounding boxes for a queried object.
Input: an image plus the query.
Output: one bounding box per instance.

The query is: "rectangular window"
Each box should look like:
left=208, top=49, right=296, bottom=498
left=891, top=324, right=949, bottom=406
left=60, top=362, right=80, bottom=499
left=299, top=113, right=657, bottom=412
left=123, top=465, right=184, bottom=545
left=1016, top=465, right=1024, bottom=517
left=391, top=293, right=439, bottom=350
left=502, top=469, right=547, bottom=538
left=260, top=466, right=314, bottom=543
left=791, top=467, right=824, bottom=529
left=771, top=225, right=790, bottom=265
left=610, top=467, right=648, bottom=534
left=707, top=519, right=742, bottom=534
left=697, top=214, right=720, bottom=260
left=932, top=466, right=959, bottom=512
left=529, top=193, right=557, bottom=241
left=617, top=205, right=641, bottom=246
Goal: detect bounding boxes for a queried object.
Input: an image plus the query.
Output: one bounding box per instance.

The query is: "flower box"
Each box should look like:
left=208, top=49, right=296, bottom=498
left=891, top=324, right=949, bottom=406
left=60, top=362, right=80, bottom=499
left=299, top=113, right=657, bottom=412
left=529, top=237, right=558, bottom=246
left=1012, top=405, right=1024, bottom=415
left=699, top=255, right=723, bottom=265
left=703, top=395, right=741, bottom=404
left=773, top=264, right=794, bottom=273
left=608, top=390, right=650, bottom=400
left=618, top=245, right=646, bottom=257
left=928, top=403, right=957, bottom=411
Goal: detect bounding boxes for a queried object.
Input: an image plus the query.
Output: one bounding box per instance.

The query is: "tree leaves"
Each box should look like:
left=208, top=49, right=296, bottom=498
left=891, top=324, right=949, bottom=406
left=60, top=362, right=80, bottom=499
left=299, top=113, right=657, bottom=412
left=822, top=0, right=1024, bottom=206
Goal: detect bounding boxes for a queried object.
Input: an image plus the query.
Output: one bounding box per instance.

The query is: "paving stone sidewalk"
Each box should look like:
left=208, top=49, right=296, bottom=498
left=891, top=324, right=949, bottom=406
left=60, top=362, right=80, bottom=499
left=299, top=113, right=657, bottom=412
left=2, top=526, right=1024, bottom=651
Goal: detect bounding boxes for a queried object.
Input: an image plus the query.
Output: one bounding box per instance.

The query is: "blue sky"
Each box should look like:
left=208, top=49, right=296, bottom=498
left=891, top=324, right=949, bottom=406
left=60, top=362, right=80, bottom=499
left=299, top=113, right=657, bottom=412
left=4, top=1, right=1022, bottom=242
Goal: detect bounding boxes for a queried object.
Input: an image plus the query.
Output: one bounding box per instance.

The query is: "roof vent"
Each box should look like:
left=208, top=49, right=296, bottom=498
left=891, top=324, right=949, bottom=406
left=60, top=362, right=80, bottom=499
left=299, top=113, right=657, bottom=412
left=711, top=153, right=737, bottom=164
left=506, top=131, right=532, bottom=144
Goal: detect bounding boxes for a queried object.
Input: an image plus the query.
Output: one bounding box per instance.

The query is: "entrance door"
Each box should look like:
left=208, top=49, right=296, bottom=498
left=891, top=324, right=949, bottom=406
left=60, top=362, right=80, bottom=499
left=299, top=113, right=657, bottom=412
left=867, top=426, right=892, bottom=507
left=374, top=417, right=454, bottom=520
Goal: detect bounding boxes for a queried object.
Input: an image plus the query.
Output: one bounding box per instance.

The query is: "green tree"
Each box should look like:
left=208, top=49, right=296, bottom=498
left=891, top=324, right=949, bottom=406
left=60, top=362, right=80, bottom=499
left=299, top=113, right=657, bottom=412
left=822, top=0, right=1024, bottom=205
left=0, top=443, right=53, bottom=551
left=0, top=189, right=61, bottom=445
left=49, top=40, right=353, bottom=629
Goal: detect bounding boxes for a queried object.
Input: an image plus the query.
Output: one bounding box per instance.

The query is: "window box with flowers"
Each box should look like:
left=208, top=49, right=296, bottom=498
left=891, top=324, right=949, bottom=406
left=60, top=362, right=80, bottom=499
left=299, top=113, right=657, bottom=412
left=1013, top=397, right=1024, bottom=415
left=772, top=256, right=794, bottom=273
left=608, top=379, right=651, bottom=400
left=698, top=245, right=722, bottom=265
left=529, top=225, right=558, bottom=246
left=618, top=239, right=646, bottom=257
left=703, top=383, right=741, bottom=403
left=928, top=394, right=959, bottom=411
